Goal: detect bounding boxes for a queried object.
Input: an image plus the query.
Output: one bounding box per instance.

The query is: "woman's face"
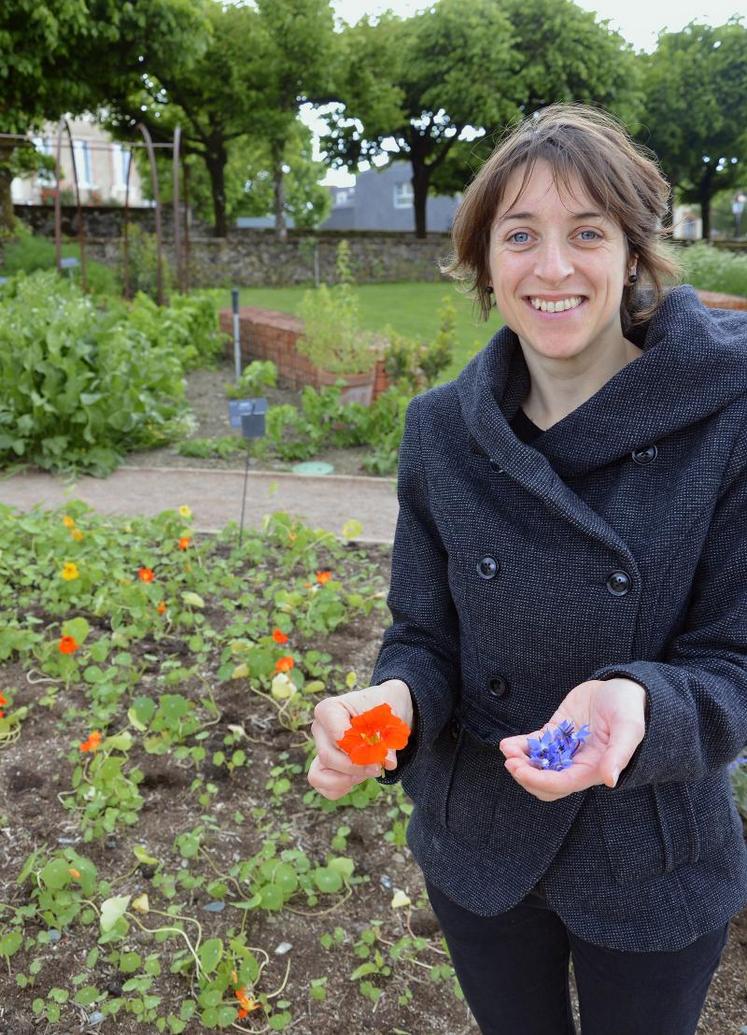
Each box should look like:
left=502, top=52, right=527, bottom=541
left=488, top=159, right=633, bottom=362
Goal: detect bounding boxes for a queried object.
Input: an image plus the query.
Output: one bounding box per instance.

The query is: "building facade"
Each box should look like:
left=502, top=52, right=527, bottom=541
left=11, top=117, right=149, bottom=208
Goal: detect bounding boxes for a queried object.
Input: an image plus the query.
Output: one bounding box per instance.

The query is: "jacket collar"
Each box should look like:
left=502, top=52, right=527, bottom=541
left=456, top=284, right=747, bottom=481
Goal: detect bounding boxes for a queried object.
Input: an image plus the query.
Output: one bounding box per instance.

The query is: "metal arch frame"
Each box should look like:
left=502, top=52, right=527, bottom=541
left=54, top=117, right=88, bottom=291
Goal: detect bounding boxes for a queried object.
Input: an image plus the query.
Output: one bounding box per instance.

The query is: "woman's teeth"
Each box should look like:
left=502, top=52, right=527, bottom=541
left=529, top=296, right=584, bottom=313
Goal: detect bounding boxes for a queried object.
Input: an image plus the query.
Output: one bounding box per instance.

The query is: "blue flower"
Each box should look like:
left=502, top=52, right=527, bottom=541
left=527, top=721, right=591, bottom=772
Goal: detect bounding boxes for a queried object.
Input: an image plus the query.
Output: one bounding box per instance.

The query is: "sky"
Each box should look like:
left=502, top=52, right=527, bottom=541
left=305, top=0, right=743, bottom=185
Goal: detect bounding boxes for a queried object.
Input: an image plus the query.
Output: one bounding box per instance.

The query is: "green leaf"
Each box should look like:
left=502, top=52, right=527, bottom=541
left=0, top=931, right=23, bottom=959
left=197, top=938, right=223, bottom=974
left=73, top=985, right=100, bottom=1006
left=181, top=591, right=205, bottom=609
left=313, top=867, right=342, bottom=894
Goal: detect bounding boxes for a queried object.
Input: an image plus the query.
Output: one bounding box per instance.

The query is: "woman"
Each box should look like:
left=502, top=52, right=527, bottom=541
left=307, top=103, right=747, bottom=1034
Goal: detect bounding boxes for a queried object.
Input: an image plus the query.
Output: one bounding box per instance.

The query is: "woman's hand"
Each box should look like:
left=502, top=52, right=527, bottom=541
left=307, top=679, right=414, bottom=800
left=498, top=678, right=647, bottom=801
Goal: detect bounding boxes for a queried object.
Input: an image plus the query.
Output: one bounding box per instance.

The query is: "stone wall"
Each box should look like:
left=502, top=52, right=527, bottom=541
left=13, top=204, right=212, bottom=239
left=82, top=229, right=455, bottom=288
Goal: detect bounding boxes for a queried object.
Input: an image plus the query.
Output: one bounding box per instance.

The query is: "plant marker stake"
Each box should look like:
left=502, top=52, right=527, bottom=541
left=232, top=288, right=241, bottom=385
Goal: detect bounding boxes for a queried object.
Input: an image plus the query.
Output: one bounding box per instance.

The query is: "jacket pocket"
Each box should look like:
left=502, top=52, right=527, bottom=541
left=688, top=770, right=742, bottom=859
left=595, top=783, right=700, bottom=883
left=401, top=704, right=519, bottom=849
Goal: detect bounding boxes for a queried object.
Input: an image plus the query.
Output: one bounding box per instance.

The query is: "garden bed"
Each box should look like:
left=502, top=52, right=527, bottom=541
left=0, top=503, right=744, bottom=1033
left=120, top=359, right=379, bottom=478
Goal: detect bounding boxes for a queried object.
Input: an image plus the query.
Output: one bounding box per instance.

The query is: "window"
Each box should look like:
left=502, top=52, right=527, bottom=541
left=72, top=141, right=94, bottom=187
left=112, top=143, right=132, bottom=189
left=334, top=188, right=355, bottom=208
left=33, top=137, right=55, bottom=186
left=393, top=182, right=413, bottom=209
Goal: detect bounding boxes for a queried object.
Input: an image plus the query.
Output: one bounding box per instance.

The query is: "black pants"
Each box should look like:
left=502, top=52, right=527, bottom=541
left=424, top=876, right=730, bottom=1035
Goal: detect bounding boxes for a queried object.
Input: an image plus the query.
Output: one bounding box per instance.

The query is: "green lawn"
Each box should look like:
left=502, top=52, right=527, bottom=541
left=207, top=281, right=504, bottom=380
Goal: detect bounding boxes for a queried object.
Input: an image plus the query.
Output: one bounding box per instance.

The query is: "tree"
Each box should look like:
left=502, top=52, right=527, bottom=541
left=0, top=0, right=208, bottom=232
left=142, top=120, right=332, bottom=230
left=320, top=0, right=642, bottom=237
left=108, top=0, right=336, bottom=238
left=640, top=18, right=747, bottom=240
left=243, top=0, right=337, bottom=239
left=320, top=0, right=518, bottom=239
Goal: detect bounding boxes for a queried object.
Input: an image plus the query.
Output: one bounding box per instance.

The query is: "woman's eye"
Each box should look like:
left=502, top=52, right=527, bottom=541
left=508, top=231, right=531, bottom=244
left=578, top=229, right=601, bottom=241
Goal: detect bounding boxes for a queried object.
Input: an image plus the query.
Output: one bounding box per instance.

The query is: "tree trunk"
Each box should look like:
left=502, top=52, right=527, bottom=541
left=412, top=160, right=431, bottom=239
left=271, top=141, right=287, bottom=241
left=0, top=143, right=17, bottom=235
left=204, top=142, right=228, bottom=238
left=698, top=168, right=715, bottom=242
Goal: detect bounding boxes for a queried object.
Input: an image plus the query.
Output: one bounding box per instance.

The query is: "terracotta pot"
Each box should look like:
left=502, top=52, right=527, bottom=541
left=315, top=366, right=376, bottom=406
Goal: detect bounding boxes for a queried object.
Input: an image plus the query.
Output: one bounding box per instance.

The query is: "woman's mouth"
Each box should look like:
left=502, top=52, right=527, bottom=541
left=525, top=295, right=587, bottom=317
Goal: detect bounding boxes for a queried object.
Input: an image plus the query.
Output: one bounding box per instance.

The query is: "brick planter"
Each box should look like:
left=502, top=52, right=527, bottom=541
left=696, top=290, right=747, bottom=311
left=220, top=305, right=391, bottom=404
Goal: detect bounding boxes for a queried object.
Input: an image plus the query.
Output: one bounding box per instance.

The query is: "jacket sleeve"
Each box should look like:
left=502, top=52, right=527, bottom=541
left=590, top=426, right=747, bottom=788
left=369, top=394, right=461, bottom=786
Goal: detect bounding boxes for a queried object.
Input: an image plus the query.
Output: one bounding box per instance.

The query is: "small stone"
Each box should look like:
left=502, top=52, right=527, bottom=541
left=87, top=1011, right=104, bottom=1025
left=379, top=874, right=393, bottom=889
left=274, top=941, right=292, bottom=955
left=204, top=901, right=225, bottom=913
left=47, top=930, right=61, bottom=943
left=56, top=837, right=78, bottom=845
left=391, top=852, right=406, bottom=864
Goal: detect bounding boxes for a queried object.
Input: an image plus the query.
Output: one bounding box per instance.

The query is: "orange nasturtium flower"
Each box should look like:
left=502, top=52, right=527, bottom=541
left=0, top=693, right=7, bottom=706
left=62, top=515, right=76, bottom=529
left=315, top=569, right=332, bottom=585
left=70, top=528, right=85, bottom=542
left=68, top=867, right=81, bottom=879
left=138, top=566, right=155, bottom=583
left=80, top=730, right=103, bottom=753
left=59, top=635, right=80, bottom=655
left=60, top=561, right=80, bottom=581
left=234, top=987, right=261, bottom=1019
left=272, top=628, right=289, bottom=644
left=336, top=703, right=411, bottom=767
left=156, top=601, right=167, bottom=615
left=178, top=536, right=192, bottom=551
left=275, top=655, right=294, bottom=673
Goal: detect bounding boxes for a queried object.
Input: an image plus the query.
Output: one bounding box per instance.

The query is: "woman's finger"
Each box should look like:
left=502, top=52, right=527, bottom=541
left=307, top=756, right=377, bottom=799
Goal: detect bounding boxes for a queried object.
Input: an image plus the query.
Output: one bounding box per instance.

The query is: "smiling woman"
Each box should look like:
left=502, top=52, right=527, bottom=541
left=307, top=102, right=747, bottom=1035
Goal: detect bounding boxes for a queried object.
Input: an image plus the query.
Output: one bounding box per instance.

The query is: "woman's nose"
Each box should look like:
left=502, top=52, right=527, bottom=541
left=533, top=240, right=574, bottom=283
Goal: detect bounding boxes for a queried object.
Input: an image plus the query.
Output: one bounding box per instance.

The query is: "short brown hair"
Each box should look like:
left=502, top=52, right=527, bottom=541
left=440, top=102, right=682, bottom=329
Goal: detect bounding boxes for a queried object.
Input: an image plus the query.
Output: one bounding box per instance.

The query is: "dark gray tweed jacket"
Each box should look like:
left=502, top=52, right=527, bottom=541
left=370, top=284, right=747, bottom=952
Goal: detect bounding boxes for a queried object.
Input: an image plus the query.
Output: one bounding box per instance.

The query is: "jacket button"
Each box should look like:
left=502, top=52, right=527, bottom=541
left=477, top=556, right=499, bottom=579
left=489, top=459, right=505, bottom=473
left=631, top=445, right=658, bottom=466
left=606, top=571, right=631, bottom=596
left=488, top=675, right=509, bottom=698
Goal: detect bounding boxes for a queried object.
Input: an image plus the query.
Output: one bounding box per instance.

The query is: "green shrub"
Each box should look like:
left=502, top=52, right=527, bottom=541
left=120, top=224, right=173, bottom=302
left=125, top=290, right=228, bottom=371
left=297, top=240, right=377, bottom=374
left=226, top=360, right=278, bottom=399
left=383, top=296, right=457, bottom=394
left=0, top=271, right=194, bottom=476
left=678, top=242, right=747, bottom=297
left=0, top=224, right=119, bottom=296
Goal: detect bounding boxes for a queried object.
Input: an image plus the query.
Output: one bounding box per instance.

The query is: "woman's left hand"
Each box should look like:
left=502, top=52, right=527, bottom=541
left=498, top=677, right=648, bottom=801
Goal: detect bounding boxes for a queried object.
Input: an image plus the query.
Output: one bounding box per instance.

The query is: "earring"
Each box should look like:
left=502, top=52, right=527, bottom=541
left=486, top=286, right=494, bottom=294
left=628, top=269, right=638, bottom=285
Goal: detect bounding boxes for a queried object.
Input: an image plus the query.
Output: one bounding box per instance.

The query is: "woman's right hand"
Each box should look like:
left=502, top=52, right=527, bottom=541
left=307, top=679, right=414, bottom=800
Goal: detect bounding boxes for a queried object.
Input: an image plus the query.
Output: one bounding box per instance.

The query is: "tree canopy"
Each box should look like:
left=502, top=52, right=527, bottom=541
left=321, top=0, right=642, bottom=237
left=0, top=0, right=208, bottom=230
left=640, top=18, right=747, bottom=239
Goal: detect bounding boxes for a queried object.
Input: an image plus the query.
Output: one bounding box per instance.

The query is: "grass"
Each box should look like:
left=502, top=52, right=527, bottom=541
left=205, top=281, right=504, bottom=380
